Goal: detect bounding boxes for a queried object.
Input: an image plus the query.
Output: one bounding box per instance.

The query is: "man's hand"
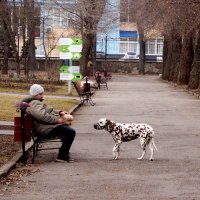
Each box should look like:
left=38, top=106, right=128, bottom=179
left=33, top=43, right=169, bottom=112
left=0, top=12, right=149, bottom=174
left=57, top=118, right=64, bottom=124
left=59, top=111, right=68, bottom=116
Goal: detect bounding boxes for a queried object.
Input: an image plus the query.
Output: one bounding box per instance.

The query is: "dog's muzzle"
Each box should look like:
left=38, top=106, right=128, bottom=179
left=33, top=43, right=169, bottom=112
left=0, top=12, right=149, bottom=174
left=93, top=123, right=102, bottom=130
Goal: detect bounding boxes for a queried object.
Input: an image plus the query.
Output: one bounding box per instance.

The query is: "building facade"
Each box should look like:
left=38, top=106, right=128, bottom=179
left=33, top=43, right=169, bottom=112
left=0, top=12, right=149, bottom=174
left=96, top=0, right=163, bottom=60
left=14, top=0, right=163, bottom=61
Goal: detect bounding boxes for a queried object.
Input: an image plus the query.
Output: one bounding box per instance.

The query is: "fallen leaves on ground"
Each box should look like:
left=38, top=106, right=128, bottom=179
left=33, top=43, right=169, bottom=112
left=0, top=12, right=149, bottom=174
left=0, top=163, right=40, bottom=195
left=0, top=135, right=21, bottom=168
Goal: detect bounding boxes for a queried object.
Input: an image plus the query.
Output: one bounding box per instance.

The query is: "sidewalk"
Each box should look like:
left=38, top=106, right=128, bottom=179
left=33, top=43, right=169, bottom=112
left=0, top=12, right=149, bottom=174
left=0, top=121, right=13, bottom=135
left=1, top=74, right=200, bottom=199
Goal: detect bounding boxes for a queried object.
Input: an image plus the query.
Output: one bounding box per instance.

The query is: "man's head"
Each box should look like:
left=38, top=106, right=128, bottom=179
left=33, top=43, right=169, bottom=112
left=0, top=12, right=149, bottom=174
left=30, top=84, right=44, bottom=100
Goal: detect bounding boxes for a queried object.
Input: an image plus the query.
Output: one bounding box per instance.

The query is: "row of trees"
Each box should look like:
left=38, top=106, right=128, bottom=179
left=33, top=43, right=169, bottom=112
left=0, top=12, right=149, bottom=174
left=2, top=0, right=200, bottom=91
left=0, top=0, right=36, bottom=76
left=131, top=0, right=200, bottom=90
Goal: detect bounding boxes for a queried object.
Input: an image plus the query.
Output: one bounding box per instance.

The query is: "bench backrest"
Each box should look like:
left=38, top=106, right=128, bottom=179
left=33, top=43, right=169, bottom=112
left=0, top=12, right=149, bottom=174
left=14, top=114, right=32, bottom=142
left=72, top=81, right=83, bottom=94
left=15, top=102, right=33, bottom=142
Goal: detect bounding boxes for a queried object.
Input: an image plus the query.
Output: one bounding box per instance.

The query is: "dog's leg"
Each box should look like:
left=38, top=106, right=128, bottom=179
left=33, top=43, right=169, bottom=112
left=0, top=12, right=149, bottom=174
left=112, top=141, right=121, bottom=160
left=137, top=137, right=146, bottom=160
left=152, top=138, right=158, bottom=151
left=149, top=139, right=154, bottom=161
left=137, top=149, right=146, bottom=160
left=149, top=138, right=158, bottom=161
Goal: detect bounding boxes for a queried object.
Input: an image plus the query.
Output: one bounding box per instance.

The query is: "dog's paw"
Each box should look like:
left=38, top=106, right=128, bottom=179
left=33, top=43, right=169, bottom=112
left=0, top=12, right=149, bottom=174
left=149, top=158, right=153, bottom=161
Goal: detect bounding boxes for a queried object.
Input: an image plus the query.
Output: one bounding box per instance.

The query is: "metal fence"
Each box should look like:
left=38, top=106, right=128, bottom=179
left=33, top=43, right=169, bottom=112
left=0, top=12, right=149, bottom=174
left=96, top=37, right=163, bottom=61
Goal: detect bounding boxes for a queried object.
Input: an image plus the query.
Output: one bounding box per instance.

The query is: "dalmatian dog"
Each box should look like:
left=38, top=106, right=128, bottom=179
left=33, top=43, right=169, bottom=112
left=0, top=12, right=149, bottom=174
left=94, top=118, right=158, bottom=161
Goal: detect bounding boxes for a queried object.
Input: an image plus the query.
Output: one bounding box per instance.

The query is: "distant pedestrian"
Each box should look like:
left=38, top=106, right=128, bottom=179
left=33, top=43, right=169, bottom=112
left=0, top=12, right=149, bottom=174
left=87, top=59, right=93, bottom=76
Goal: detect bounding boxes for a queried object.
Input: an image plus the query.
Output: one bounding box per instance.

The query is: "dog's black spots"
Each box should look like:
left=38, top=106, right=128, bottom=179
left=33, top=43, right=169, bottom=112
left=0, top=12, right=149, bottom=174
left=122, top=137, right=136, bottom=142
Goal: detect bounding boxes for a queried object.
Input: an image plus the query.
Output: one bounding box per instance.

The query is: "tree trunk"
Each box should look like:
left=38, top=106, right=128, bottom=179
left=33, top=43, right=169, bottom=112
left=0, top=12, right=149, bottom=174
left=162, top=35, right=168, bottom=79
left=162, top=33, right=172, bottom=80
left=138, top=32, right=145, bottom=75
left=177, top=32, right=193, bottom=85
left=2, top=32, right=9, bottom=74
left=80, top=30, right=96, bottom=77
left=169, top=30, right=182, bottom=82
left=25, top=0, right=36, bottom=78
left=188, top=29, right=200, bottom=89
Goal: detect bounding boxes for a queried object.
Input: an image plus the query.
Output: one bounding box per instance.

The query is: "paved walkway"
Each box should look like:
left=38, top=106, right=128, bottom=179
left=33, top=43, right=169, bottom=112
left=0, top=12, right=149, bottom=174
left=1, top=74, right=200, bottom=199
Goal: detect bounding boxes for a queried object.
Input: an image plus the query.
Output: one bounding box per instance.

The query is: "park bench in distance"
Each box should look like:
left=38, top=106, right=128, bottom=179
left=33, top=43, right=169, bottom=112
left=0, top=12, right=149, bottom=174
left=72, top=81, right=95, bottom=106
left=15, top=102, right=62, bottom=163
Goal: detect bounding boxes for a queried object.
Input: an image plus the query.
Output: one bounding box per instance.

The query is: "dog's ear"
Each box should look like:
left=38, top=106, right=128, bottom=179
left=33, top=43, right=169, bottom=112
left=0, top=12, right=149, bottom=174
left=106, top=120, right=115, bottom=132
left=106, top=119, right=111, bottom=125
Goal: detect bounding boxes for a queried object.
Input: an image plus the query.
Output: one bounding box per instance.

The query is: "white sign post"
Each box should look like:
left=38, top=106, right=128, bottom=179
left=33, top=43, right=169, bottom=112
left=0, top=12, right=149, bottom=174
left=68, top=59, right=72, bottom=95
left=59, top=38, right=83, bottom=95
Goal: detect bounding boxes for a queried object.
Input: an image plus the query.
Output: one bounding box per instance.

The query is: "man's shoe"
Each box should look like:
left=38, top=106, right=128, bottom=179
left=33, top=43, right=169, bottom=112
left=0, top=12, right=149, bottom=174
left=55, top=157, right=74, bottom=163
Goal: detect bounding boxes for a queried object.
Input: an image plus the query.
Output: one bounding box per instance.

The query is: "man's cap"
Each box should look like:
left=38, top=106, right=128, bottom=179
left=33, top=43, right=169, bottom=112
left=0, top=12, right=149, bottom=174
left=30, top=84, right=44, bottom=96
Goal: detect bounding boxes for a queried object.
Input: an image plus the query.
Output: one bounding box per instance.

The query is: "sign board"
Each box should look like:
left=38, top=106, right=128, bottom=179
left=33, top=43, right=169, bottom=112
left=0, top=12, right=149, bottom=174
left=60, top=65, right=82, bottom=81
left=59, top=45, right=82, bottom=53
left=59, top=38, right=82, bottom=45
left=59, top=52, right=82, bottom=60
left=60, top=72, right=83, bottom=81
left=59, top=38, right=82, bottom=60
left=59, top=38, right=83, bottom=81
left=60, top=66, right=80, bottom=73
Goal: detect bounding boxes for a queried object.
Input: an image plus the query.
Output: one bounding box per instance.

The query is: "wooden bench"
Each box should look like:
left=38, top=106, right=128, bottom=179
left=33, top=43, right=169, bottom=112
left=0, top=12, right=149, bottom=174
left=95, top=72, right=108, bottom=89
left=15, top=102, right=62, bottom=163
left=72, top=81, right=95, bottom=106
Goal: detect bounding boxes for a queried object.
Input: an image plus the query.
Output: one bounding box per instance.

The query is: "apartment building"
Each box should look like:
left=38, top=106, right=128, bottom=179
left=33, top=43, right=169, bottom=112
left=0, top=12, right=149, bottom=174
left=14, top=0, right=163, bottom=60
left=96, top=0, right=163, bottom=60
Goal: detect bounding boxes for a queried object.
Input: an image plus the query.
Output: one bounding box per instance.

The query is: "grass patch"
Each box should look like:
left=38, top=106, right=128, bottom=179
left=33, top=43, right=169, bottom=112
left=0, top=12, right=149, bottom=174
left=0, top=94, right=79, bottom=121
left=0, top=82, right=78, bottom=96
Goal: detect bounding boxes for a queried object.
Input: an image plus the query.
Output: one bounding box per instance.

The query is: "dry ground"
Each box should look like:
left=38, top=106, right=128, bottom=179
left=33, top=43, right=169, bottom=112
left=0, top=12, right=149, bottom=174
left=0, top=135, right=20, bottom=168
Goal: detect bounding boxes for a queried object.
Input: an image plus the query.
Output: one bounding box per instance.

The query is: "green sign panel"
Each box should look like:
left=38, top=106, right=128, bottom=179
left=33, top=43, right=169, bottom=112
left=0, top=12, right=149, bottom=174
left=71, top=38, right=82, bottom=45
left=60, top=72, right=83, bottom=81
left=72, top=73, right=83, bottom=81
left=60, top=65, right=70, bottom=73
left=59, top=45, right=69, bottom=53
left=59, top=65, right=82, bottom=81
left=59, top=45, right=82, bottom=53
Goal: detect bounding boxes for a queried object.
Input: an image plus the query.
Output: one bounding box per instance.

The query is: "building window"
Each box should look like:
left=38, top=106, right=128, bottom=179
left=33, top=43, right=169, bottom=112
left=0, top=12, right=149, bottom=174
left=157, top=39, right=163, bottom=55
left=119, top=31, right=139, bottom=53
left=145, top=39, right=163, bottom=55
left=120, top=40, right=138, bottom=53
left=120, top=0, right=134, bottom=23
left=47, top=8, right=76, bottom=28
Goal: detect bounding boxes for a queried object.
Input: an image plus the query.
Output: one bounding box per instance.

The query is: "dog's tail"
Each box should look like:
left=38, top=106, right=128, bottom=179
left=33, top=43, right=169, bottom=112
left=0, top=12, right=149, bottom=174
left=152, top=138, right=158, bottom=151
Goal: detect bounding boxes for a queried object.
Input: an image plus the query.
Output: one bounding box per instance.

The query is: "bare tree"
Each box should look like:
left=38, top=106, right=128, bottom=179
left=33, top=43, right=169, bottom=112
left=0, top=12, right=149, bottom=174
left=131, top=0, right=200, bottom=91
left=0, top=0, right=20, bottom=75
left=53, top=0, right=107, bottom=76
left=0, top=0, right=38, bottom=78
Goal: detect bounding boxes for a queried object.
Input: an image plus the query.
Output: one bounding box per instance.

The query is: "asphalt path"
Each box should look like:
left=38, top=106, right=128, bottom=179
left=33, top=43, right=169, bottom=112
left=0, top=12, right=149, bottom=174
left=1, top=74, right=200, bottom=200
